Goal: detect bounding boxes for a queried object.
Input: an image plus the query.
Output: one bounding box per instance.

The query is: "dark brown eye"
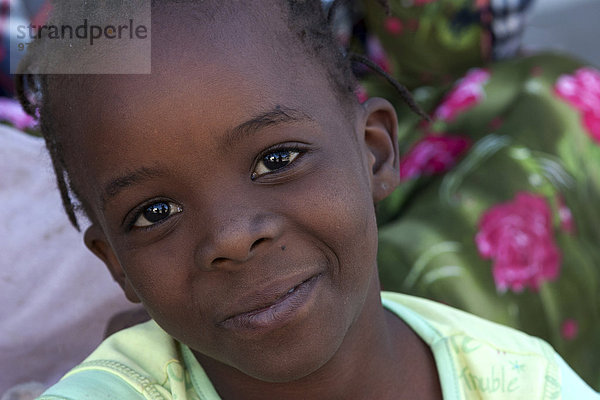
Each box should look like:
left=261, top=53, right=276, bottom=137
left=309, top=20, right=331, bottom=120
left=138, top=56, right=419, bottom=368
left=133, top=201, right=182, bottom=227
left=252, top=149, right=300, bottom=179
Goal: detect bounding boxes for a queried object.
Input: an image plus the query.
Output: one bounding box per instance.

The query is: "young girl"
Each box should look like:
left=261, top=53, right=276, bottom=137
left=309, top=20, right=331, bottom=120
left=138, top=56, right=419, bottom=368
left=16, top=1, right=598, bottom=399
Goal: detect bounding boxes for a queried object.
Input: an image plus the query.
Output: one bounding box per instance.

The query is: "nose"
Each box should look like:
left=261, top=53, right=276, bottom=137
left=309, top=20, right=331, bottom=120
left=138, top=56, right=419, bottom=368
left=195, top=208, right=283, bottom=270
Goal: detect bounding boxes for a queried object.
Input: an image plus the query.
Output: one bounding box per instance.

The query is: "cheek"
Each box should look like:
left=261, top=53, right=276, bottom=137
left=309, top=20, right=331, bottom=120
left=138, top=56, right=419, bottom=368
left=286, top=161, right=379, bottom=280
left=119, top=252, right=222, bottom=349
left=116, top=242, right=195, bottom=313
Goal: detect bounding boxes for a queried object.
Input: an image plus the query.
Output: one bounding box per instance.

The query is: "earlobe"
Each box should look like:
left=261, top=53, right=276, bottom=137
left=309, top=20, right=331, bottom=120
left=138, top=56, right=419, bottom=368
left=84, top=224, right=141, bottom=303
left=361, top=97, right=400, bottom=203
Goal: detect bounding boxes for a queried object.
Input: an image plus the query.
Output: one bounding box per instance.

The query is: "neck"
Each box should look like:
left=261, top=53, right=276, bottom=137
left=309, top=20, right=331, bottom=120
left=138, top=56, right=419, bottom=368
left=195, top=276, right=442, bottom=400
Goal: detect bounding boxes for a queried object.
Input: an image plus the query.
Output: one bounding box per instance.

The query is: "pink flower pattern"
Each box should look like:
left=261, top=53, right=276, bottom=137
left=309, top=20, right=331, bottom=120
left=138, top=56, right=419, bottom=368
left=0, top=98, right=37, bottom=130
left=366, top=35, right=392, bottom=73
left=434, top=68, right=490, bottom=122
left=355, top=84, right=369, bottom=104
left=554, top=67, right=600, bottom=143
left=557, top=196, right=576, bottom=235
left=400, top=134, right=470, bottom=181
left=475, top=193, right=561, bottom=292
left=383, top=17, right=404, bottom=36
left=561, top=319, right=579, bottom=341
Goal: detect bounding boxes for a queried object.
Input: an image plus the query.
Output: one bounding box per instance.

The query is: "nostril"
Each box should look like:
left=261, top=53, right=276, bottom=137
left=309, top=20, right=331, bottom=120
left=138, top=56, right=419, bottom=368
left=212, top=257, right=227, bottom=265
left=208, top=238, right=268, bottom=267
left=250, top=237, right=267, bottom=252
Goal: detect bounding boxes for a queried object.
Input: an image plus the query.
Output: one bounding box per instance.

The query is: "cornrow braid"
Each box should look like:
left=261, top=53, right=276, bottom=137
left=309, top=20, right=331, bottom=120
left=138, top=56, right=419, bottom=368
left=46, top=130, right=81, bottom=231
left=348, top=53, right=430, bottom=121
left=15, top=0, right=425, bottom=230
left=15, top=72, right=81, bottom=230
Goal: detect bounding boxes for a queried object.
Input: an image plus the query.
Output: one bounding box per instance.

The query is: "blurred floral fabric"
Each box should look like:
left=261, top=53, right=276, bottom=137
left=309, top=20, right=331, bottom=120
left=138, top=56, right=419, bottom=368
left=355, top=0, right=600, bottom=391
left=358, top=0, right=533, bottom=89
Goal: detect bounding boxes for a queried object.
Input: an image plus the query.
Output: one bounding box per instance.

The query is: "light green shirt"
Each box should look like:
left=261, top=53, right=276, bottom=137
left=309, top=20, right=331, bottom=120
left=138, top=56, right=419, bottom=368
left=38, top=292, right=599, bottom=399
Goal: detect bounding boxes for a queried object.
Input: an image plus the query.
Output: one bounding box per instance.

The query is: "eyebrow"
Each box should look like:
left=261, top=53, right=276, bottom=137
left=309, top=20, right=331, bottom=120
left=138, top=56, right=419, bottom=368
left=100, top=166, right=166, bottom=211
left=222, top=105, right=313, bottom=149
left=100, top=106, right=312, bottom=209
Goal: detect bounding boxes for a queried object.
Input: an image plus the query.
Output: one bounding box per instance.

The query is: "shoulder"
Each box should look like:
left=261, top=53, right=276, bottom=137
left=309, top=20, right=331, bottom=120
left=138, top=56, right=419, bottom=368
left=381, top=291, right=549, bottom=352
left=382, top=292, right=600, bottom=399
left=38, top=320, right=182, bottom=400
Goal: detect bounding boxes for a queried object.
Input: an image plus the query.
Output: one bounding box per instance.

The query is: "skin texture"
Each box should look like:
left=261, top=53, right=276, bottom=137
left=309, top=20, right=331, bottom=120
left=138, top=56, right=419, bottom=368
left=50, top=2, right=442, bottom=399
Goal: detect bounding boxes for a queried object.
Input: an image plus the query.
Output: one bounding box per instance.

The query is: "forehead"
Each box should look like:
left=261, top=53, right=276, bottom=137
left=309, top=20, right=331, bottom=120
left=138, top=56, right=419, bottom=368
left=51, top=1, right=342, bottom=132
left=48, top=2, right=356, bottom=211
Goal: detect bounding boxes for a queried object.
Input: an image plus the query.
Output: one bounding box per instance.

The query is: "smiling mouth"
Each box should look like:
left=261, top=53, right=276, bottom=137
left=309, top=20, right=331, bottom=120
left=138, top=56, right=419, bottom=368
left=220, top=274, right=322, bottom=333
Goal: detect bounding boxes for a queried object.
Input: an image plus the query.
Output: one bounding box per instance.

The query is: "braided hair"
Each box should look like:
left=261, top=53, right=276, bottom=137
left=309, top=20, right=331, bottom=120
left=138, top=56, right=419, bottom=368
left=16, top=0, right=425, bottom=231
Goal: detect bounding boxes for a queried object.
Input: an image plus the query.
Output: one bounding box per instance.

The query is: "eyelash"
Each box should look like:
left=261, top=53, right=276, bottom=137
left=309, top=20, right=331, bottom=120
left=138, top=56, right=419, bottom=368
left=251, top=144, right=306, bottom=180
left=124, top=199, right=182, bottom=231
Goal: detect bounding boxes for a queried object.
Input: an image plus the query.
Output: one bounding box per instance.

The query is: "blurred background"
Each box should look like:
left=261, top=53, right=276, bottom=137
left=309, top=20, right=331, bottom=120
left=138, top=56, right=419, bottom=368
left=522, top=0, right=600, bottom=66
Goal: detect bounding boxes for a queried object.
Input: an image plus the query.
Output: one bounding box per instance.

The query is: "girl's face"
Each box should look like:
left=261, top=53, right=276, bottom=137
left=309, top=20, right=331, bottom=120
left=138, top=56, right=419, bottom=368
left=55, top=3, right=399, bottom=383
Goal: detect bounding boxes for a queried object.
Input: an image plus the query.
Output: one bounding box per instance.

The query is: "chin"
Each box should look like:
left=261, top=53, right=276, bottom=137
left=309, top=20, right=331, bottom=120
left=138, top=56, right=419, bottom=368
left=222, top=318, right=348, bottom=384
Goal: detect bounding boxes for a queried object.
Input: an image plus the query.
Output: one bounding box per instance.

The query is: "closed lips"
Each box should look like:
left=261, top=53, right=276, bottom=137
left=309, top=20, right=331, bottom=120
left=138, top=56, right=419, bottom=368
left=219, top=274, right=322, bottom=330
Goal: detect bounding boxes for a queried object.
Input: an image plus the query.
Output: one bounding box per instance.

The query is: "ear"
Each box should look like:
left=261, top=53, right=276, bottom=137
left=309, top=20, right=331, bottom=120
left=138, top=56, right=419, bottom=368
left=84, top=224, right=141, bottom=303
left=361, top=97, right=400, bottom=203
